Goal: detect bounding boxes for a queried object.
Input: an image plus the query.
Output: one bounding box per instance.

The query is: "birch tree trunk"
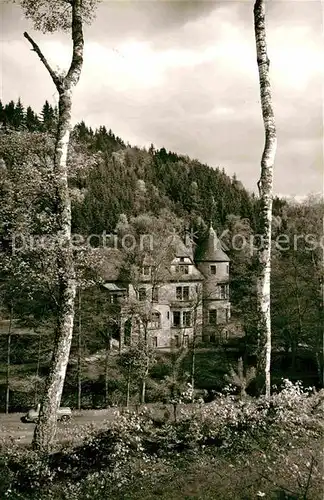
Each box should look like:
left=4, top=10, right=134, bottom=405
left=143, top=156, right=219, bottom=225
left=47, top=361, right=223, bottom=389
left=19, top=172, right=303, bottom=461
left=77, top=288, right=82, bottom=411
left=23, top=0, right=84, bottom=451
left=140, top=361, right=149, bottom=405
left=5, top=306, right=13, bottom=414
left=190, top=307, right=197, bottom=402
left=34, top=329, right=42, bottom=406
left=254, top=0, right=277, bottom=398
left=140, top=324, right=149, bottom=404
left=320, top=217, right=324, bottom=386
left=126, top=365, right=131, bottom=408
left=105, top=336, right=112, bottom=407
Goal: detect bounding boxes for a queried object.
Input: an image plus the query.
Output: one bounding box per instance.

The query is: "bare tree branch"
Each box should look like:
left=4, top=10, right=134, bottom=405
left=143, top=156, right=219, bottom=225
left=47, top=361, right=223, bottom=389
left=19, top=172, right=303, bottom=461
left=23, top=32, right=63, bottom=90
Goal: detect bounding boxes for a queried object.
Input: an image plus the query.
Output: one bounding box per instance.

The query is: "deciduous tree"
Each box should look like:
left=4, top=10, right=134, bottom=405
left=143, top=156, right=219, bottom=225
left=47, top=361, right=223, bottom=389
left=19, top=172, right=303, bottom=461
left=18, top=0, right=100, bottom=451
left=254, top=0, right=277, bottom=398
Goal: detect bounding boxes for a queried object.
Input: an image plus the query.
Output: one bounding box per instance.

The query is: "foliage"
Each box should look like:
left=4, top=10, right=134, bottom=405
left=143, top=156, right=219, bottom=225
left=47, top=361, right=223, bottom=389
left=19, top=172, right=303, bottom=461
left=18, top=0, right=101, bottom=33
left=0, top=381, right=322, bottom=499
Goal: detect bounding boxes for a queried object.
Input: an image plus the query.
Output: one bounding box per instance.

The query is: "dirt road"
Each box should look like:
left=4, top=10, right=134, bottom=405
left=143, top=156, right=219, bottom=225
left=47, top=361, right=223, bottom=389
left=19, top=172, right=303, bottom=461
left=0, top=404, right=178, bottom=445
left=0, top=409, right=123, bottom=445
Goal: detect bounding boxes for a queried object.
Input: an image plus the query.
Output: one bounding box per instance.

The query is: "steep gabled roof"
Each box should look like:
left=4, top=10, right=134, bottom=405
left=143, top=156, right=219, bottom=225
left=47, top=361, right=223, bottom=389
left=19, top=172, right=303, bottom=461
left=167, top=233, right=193, bottom=259
left=195, top=225, right=230, bottom=262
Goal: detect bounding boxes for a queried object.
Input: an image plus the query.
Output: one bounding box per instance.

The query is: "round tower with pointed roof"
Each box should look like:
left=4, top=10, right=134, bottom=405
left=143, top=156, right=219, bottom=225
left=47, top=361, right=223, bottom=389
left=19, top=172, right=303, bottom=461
left=195, top=224, right=231, bottom=342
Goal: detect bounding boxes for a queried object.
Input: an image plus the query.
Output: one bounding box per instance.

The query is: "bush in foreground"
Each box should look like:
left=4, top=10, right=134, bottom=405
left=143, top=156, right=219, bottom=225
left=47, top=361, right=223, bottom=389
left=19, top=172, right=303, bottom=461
left=0, top=380, right=323, bottom=499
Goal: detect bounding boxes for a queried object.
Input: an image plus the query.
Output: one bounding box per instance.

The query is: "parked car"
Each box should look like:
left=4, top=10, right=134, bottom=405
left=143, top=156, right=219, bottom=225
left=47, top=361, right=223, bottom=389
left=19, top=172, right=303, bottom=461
left=21, top=404, right=72, bottom=423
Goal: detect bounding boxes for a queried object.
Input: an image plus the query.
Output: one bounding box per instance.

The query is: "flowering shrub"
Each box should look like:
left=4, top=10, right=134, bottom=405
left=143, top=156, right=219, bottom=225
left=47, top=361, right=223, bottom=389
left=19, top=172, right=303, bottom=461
left=0, top=380, right=322, bottom=499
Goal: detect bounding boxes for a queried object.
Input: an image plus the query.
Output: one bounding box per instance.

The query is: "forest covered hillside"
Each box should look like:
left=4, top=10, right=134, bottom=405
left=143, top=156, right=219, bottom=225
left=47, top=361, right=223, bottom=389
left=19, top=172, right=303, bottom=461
left=0, top=98, right=322, bottom=413
left=0, top=98, right=257, bottom=235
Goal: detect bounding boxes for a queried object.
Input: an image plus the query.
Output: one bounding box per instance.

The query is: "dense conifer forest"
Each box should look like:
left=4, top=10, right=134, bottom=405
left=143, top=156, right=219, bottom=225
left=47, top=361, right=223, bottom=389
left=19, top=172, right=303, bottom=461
left=0, top=98, right=257, bottom=234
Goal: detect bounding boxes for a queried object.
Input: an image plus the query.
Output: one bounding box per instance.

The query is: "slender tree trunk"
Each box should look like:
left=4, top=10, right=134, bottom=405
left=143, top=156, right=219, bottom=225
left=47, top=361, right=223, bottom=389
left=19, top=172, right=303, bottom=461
left=315, top=352, right=323, bottom=387
left=77, top=288, right=82, bottom=411
left=5, top=306, right=13, bottom=414
left=254, top=0, right=277, bottom=399
left=319, top=218, right=324, bottom=387
left=140, top=325, right=149, bottom=404
left=141, top=361, right=149, bottom=405
left=191, top=308, right=197, bottom=402
left=173, top=402, right=177, bottom=423
left=126, top=365, right=131, bottom=408
left=105, top=336, right=112, bottom=408
left=24, top=0, right=84, bottom=451
left=191, top=348, right=195, bottom=401
left=105, top=348, right=109, bottom=408
left=291, top=258, right=303, bottom=371
left=34, top=329, right=42, bottom=406
left=33, top=90, right=77, bottom=451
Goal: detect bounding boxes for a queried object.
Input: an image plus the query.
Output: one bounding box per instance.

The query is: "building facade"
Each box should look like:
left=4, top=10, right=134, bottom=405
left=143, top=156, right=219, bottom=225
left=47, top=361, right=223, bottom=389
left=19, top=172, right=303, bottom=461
left=103, top=225, right=232, bottom=349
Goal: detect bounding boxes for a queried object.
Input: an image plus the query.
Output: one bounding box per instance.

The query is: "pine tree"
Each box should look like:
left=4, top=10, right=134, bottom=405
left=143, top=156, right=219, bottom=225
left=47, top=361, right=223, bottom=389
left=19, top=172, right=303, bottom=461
left=13, top=98, right=25, bottom=129
left=0, top=100, right=5, bottom=127
left=26, top=106, right=41, bottom=132
left=4, top=101, right=15, bottom=129
left=41, top=100, right=56, bottom=133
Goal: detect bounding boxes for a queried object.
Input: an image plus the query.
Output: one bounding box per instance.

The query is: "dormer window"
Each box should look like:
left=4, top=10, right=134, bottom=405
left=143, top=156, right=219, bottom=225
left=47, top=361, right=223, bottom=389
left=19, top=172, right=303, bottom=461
left=210, top=265, right=217, bottom=275
left=180, top=257, right=185, bottom=262
left=175, top=264, right=189, bottom=274
left=142, top=266, right=151, bottom=276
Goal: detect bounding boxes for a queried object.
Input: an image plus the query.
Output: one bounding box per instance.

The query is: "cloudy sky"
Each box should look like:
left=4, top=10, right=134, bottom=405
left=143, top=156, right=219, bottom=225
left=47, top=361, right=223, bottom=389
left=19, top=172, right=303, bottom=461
left=1, top=0, right=323, bottom=197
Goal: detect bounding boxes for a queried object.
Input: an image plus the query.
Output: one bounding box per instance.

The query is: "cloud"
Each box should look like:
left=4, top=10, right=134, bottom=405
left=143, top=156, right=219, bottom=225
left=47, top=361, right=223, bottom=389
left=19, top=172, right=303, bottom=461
left=1, top=0, right=322, bottom=197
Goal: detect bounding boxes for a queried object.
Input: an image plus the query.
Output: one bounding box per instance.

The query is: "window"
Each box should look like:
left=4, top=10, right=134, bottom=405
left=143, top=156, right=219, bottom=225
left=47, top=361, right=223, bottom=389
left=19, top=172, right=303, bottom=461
left=109, top=294, right=118, bottom=304
left=183, top=311, right=191, bottom=327
left=175, top=264, right=189, bottom=274
left=209, top=309, right=217, bottom=325
left=151, top=336, right=158, bottom=348
left=150, top=312, right=161, bottom=329
left=220, top=285, right=228, bottom=299
left=172, top=310, right=192, bottom=328
left=173, top=311, right=181, bottom=327
left=138, top=288, right=146, bottom=301
left=176, top=286, right=189, bottom=301
left=167, top=311, right=170, bottom=320
left=183, top=335, right=189, bottom=348
left=152, top=287, right=159, bottom=302
left=180, top=257, right=185, bottom=262
left=210, top=265, right=217, bottom=275
left=226, top=264, right=229, bottom=274
left=174, top=335, right=180, bottom=347
left=142, top=266, right=150, bottom=276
